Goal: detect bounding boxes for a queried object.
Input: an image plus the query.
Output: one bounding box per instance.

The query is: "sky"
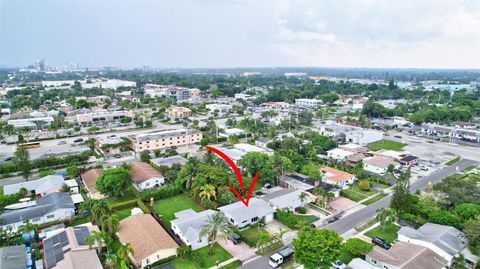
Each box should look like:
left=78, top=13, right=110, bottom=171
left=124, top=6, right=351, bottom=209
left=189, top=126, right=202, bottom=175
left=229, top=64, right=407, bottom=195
left=1, top=0, right=479, bottom=69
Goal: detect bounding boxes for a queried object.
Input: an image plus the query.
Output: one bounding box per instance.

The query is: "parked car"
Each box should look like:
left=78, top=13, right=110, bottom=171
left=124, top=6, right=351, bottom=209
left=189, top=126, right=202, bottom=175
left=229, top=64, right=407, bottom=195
left=230, top=232, right=241, bottom=244
left=372, top=237, right=391, bottom=250
left=394, top=135, right=402, bottom=138
left=331, top=260, right=347, bottom=269
left=4, top=156, right=13, bottom=162
left=73, top=138, right=84, bottom=143
left=57, top=140, right=67, bottom=145
left=114, top=154, right=122, bottom=159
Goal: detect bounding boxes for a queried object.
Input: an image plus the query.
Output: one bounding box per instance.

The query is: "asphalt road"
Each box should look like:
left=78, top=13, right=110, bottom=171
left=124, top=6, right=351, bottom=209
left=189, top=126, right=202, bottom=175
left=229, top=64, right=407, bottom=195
left=240, top=158, right=477, bottom=269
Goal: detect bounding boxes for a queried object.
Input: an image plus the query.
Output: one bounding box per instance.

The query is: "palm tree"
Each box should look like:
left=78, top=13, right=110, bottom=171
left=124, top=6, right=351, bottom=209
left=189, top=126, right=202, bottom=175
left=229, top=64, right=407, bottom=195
left=198, top=184, right=217, bottom=201
left=117, top=243, right=134, bottom=269
left=99, top=214, right=119, bottom=236
left=86, top=231, right=107, bottom=255
left=256, top=232, right=272, bottom=253
left=91, top=200, right=112, bottom=224
left=103, top=253, right=118, bottom=269
left=199, top=212, right=231, bottom=255
left=177, top=158, right=199, bottom=190
left=298, top=192, right=308, bottom=207
left=273, top=228, right=288, bottom=245
left=376, top=208, right=397, bottom=230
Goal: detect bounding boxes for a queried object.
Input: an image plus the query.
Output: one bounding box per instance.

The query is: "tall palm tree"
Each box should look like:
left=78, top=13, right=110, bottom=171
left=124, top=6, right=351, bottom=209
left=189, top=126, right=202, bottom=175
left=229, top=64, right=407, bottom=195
left=99, top=214, right=119, bottom=236
left=103, top=253, right=118, bottom=269
left=376, top=208, right=397, bottom=230
left=91, top=200, right=112, bottom=224
left=256, top=232, right=272, bottom=253
left=199, top=212, right=231, bottom=255
left=274, top=227, right=288, bottom=245
left=117, top=243, right=134, bottom=269
left=198, top=184, right=217, bottom=201
left=298, top=192, right=308, bottom=206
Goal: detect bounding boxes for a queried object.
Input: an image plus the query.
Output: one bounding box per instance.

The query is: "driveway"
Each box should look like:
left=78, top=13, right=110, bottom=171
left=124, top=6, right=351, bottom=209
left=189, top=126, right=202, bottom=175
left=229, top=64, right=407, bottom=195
left=218, top=238, right=257, bottom=262
left=328, top=196, right=355, bottom=212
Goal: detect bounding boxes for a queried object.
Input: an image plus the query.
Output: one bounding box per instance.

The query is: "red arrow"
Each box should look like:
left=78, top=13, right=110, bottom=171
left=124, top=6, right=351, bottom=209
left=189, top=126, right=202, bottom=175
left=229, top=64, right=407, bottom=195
left=205, top=146, right=258, bottom=207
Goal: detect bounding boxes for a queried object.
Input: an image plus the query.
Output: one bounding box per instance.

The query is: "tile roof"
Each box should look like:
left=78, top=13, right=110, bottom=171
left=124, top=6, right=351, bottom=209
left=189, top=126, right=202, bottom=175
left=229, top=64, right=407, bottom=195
left=80, top=169, right=104, bottom=199
left=320, top=166, right=355, bottom=183
left=130, top=162, right=164, bottom=184
left=116, top=214, right=178, bottom=263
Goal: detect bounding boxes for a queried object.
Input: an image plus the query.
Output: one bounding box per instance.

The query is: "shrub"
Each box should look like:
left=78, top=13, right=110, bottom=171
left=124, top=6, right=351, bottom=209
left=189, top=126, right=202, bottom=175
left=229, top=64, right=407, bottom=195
left=297, top=207, right=307, bottom=214
left=139, top=186, right=182, bottom=202
left=190, top=252, right=205, bottom=267
left=358, top=180, right=371, bottom=191
left=176, top=245, right=191, bottom=257
left=110, top=199, right=138, bottom=211
left=342, top=238, right=373, bottom=257
left=429, top=210, right=462, bottom=228
left=275, top=210, right=299, bottom=229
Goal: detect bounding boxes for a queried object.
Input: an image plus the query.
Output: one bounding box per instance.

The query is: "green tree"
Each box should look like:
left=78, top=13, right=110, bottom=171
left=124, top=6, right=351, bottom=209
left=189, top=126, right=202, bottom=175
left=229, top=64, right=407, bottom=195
left=455, top=203, right=480, bottom=222
left=99, top=214, right=120, bottom=236
left=358, top=180, right=371, bottom=191
left=96, top=168, right=131, bottom=198
left=14, top=146, right=31, bottom=181
left=464, top=216, right=480, bottom=255
left=198, top=184, right=217, bottom=201
left=66, top=164, right=80, bottom=179
left=429, top=210, right=461, bottom=228
left=292, top=227, right=343, bottom=269
left=238, top=152, right=277, bottom=184
left=256, top=231, right=273, bottom=253
left=376, top=208, right=397, bottom=229
left=117, top=243, right=135, bottom=269
left=390, top=169, right=411, bottom=213
left=86, top=231, right=109, bottom=255
left=199, top=211, right=231, bottom=255
left=140, top=150, right=151, bottom=163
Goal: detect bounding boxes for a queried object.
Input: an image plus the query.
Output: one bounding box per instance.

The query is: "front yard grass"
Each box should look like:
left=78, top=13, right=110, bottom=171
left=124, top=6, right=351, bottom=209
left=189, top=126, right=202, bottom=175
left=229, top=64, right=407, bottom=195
left=445, top=156, right=460, bottom=166
left=112, top=208, right=132, bottom=221
left=364, top=224, right=400, bottom=243
left=238, top=224, right=270, bottom=247
left=367, top=140, right=406, bottom=151
left=153, top=194, right=202, bottom=227
left=362, top=193, right=387, bottom=205
left=350, top=184, right=378, bottom=196
left=171, top=243, right=233, bottom=269
left=340, top=189, right=367, bottom=202
left=220, top=260, right=242, bottom=269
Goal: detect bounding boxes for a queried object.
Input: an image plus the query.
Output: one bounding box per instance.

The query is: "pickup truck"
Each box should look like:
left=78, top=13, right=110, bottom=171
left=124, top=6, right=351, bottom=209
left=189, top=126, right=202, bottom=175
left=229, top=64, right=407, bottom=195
left=269, top=246, right=294, bottom=268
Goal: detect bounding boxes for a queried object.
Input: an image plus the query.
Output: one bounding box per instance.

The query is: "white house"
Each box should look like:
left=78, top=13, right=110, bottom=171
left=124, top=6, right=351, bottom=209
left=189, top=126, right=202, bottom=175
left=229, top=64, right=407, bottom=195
left=3, top=175, right=65, bottom=196
left=398, top=223, right=469, bottom=266
left=260, top=187, right=305, bottom=211
left=0, top=192, right=75, bottom=232
left=171, top=209, right=216, bottom=250
left=218, top=198, right=274, bottom=229
left=319, top=166, right=357, bottom=189
left=363, top=156, right=400, bottom=174
left=326, top=148, right=354, bottom=162
left=130, top=162, right=165, bottom=190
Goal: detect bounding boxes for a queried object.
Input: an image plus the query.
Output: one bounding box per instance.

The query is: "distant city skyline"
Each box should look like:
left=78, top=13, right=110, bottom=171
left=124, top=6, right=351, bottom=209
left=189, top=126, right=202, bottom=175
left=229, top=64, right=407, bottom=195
left=1, top=0, right=479, bottom=69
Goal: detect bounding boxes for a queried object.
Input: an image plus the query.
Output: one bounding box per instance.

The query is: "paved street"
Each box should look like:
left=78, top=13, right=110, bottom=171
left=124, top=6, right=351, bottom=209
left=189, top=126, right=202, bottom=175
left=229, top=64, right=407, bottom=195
left=240, top=158, right=477, bottom=269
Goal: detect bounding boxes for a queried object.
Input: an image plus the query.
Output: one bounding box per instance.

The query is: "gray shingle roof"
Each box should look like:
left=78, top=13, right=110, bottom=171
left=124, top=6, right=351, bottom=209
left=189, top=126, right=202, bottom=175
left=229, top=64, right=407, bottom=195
left=0, top=245, right=26, bottom=269
left=218, top=198, right=274, bottom=223
left=398, top=223, right=467, bottom=256
left=171, top=209, right=216, bottom=244
left=3, top=175, right=64, bottom=195
left=0, top=192, right=75, bottom=226
left=150, top=155, right=188, bottom=168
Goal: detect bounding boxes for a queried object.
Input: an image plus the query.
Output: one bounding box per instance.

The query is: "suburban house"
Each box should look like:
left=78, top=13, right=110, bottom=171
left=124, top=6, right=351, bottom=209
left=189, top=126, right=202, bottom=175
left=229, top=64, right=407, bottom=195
left=326, top=148, right=354, bottom=162
left=0, top=245, right=31, bottom=269
left=218, top=198, right=274, bottom=229
left=3, top=175, right=65, bottom=196
left=398, top=223, right=469, bottom=266
left=260, top=187, right=305, bottom=211
left=363, top=156, right=400, bottom=174
left=255, top=136, right=271, bottom=148
left=319, top=166, right=357, bottom=189
left=233, top=143, right=274, bottom=156
left=365, top=241, right=447, bottom=269
left=339, top=143, right=367, bottom=153
left=347, top=258, right=378, bottom=269
left=278, top=174, right=340, bottom=200
left=150, top=155, right=188, bottom=168
left=166, top=106, right=192, bottom=119
left=43, top=226, right=102, bottom=269
left=345, top=152, right=368, bottom=167
left=130, top=162, right=165, bottom=190
left=80, top=169, right=105, bottom=200
left=0, top=192, right=75, bottom=232
left=116, top=214, right=179, bottom=268
left=171, top=209, right=216, bottom=250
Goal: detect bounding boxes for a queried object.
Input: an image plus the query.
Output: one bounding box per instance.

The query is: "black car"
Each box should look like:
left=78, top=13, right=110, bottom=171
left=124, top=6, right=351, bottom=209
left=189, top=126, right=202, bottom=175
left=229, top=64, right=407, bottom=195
left=230, top=232, right=241, bottom=244
left=372, top=237, right=391, bottom=250
left=394, top=135, right=402, bottom=138
left=73, top=138, right=84, bottom=143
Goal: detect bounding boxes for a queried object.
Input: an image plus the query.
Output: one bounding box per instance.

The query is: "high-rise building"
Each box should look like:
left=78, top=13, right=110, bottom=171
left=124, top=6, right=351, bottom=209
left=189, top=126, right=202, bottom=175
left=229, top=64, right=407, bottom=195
left=36, top=59, right=47, bottom=72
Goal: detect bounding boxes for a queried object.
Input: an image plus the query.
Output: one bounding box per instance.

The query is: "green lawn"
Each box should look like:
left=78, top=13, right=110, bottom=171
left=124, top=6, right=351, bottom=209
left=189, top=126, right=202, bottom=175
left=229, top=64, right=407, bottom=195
left=350, top=184, right=378, bottom=196
left=367, top=140, right=406, bottom=151
left=68, top=217, right=90, bottom=227
left=239, top=225, right=271, bottom=247
left=365, top=224, right=400, bottom=243
left=172, top=243, right=233, bottom=269
left=106, top=187, right=138, bottom=207
left=362, top=193, right=387, bottom=205
left=445, top=156, right=460, bottom=166
left=153, top=194, right=202, bottom=227
left=112, top=208, right=132, bottom=221
left=464, top=165, right=478, bottom=172
left=255, top=241, right=283, bottom=256
left=293, top=214, right=319, bottom=224
left=340, top=189, right=367, bottom=202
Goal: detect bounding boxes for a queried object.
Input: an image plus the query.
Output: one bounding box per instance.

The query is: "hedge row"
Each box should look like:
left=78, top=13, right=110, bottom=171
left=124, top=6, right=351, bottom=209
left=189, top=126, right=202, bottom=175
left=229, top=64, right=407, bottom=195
left=139, top=186, right=182, bottom=202
left=275, top=210, right=299, bottom=229
left=0, top=150, right=93, bottom=174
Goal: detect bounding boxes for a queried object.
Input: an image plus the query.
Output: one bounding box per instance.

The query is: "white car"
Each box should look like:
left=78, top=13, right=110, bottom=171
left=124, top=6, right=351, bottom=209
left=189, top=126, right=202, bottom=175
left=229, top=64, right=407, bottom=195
left=331, top=260, right=347, bottom=269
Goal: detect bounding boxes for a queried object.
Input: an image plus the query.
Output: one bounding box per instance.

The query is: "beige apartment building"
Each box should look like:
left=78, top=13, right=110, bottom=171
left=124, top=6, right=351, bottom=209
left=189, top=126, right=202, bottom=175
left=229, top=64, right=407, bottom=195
left=129, top=128, right=202, bottom=153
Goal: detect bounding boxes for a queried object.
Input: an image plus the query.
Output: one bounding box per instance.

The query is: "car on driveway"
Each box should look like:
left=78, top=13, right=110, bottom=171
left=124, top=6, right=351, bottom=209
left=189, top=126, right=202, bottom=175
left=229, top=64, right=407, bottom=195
left=331, top=260, right=347, bottom=269
left=372, top=237, right=391, bottom=250
left=230, top=232, right=241, bottom=244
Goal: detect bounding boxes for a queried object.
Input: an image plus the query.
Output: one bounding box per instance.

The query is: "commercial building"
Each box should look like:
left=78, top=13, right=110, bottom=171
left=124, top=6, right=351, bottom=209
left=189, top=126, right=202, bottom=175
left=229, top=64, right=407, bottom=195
left=295, top=98, right=322, bottom=108
left=72, top=110, right=134, bottom=126
left=166, top=106, right=192, bottom=119
left=95, top=136, right=127, bottom=155
left=129, top=129, right=202, bottom=153
left=8, top=116, right=54, bottom=130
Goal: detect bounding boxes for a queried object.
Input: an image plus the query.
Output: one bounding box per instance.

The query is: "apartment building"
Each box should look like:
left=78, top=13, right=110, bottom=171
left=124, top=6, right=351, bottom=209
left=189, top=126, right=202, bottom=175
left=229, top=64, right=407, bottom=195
left=129, top=129, right=202, bottom=153
left=295, top=98, right=323, bottom=108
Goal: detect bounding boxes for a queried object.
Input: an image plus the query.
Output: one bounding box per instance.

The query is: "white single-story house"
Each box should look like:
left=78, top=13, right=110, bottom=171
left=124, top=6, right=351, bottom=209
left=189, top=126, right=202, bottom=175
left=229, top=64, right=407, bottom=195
left=130, top=162, right=165, bottom=190
left=260, top=187, right=305, bottom=211
left=218, top=198, right=274, bottom=229
left=3, top=175, right=65, bottom=196
left=171, top=209, right=216, bottom=250
left=363, top=156, right=400, bottom=174
left=326, top=148, right=354, bottom=162
left=0, top=192, right=75, bottom=232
